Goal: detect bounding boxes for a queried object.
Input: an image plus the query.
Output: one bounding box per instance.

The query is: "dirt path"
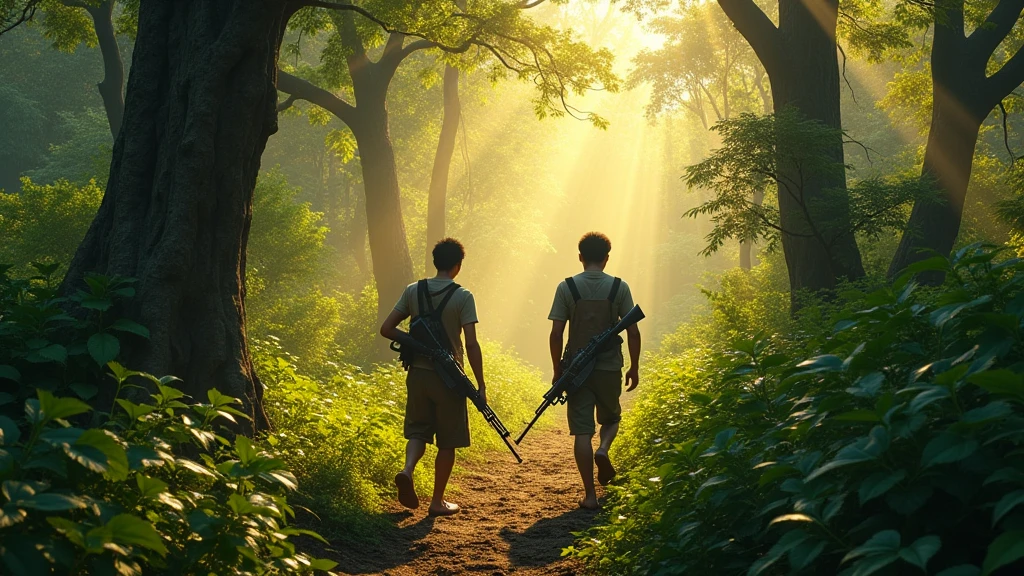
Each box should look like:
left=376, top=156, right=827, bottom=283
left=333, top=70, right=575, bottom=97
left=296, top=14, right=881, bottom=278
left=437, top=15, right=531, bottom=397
left=327, top=421, right=603, bottom=575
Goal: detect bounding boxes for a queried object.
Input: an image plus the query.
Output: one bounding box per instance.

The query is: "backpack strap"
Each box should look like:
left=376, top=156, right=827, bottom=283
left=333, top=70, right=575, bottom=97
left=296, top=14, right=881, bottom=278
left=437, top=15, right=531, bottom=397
left=432, top=283, right=460, bottom=319
left=416, top=279, right=432, bottom=316
left=565, top=277, right=582, bottom=303
left=608, top=277, right=622, bottom=302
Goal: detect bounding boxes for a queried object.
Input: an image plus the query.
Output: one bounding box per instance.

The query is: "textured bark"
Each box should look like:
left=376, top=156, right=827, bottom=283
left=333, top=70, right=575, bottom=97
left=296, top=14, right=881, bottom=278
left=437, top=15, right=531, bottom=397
left=424, top=63, right=461, bottom=272
left=62, top=0, right=292, bottom=433
left=719, top=0, right=864, bottom=308
left=84, top=0, right=124, bottom=138
left=886, top=0, right=1020, bottom=281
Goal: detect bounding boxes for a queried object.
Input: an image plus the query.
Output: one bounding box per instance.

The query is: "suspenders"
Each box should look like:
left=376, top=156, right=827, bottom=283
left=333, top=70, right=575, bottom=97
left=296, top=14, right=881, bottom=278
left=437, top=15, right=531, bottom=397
left=565, top=276, right=621, bottom=304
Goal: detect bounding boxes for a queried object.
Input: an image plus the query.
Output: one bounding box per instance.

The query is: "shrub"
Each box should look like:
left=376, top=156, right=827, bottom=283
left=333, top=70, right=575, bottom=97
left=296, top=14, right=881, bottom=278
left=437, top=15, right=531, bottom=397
left=576, top=244, right=1024, bottom=575
left=0, top=270, right=335, bottom=575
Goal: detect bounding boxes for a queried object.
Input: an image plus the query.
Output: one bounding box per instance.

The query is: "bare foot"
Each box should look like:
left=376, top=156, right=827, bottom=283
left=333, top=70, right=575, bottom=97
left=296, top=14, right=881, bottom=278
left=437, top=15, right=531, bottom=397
left=595, top=452, right=616, bottom=486
left=428, top=500, right=460, bottom=517
left=394, top=471, right=419, bottom=509
left=578, top=496, right=600, bottom=510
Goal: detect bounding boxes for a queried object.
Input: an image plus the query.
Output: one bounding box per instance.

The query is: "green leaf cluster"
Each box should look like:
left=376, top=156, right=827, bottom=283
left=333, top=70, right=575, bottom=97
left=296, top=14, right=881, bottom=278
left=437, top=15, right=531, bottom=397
left=576, top=244, right=1024, bottom=575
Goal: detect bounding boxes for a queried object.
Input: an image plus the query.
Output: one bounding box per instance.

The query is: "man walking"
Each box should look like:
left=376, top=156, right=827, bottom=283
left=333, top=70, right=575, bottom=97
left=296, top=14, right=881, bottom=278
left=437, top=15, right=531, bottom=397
left=548, top=232, right=641, bottom=509
left=379, top=238, right=483, bottom=517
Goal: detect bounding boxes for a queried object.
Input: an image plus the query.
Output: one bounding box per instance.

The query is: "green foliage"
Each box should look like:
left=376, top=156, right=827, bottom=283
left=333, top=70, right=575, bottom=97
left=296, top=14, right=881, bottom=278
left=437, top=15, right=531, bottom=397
left=684, top=109, right=935, bottom=257
left=0, top=178, right=103, bottom=276
left=28, top=108, right=113, bottom=187
left=0, top=269, right=335, bottom=574
left=576, top=244, right=1024, bottom=575
left=0, top=85, right=47, bottom=174
left=0, top=265, right=145, bottom=413
left=0, top=380, right=335, bottom=575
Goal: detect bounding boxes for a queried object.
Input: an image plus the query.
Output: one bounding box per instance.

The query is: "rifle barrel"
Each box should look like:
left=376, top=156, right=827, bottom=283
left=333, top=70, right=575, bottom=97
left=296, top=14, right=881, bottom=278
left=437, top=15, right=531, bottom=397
left=515, top=400, right=549, bottom=445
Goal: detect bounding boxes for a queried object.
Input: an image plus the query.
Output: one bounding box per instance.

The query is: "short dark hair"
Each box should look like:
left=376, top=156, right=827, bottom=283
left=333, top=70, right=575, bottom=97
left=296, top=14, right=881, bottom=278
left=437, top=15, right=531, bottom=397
left=433, top=237, right=466, bottom=270
left=579, top=232, right=611, bottom=264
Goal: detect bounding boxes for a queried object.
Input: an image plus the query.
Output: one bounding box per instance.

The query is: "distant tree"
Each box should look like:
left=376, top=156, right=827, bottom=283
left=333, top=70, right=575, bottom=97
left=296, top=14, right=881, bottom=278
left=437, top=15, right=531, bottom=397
left=276, top=1, right=618, bottom=324
left=0, top=85, right=47, bottom=191
left=629, top=1, right=771, bottom=269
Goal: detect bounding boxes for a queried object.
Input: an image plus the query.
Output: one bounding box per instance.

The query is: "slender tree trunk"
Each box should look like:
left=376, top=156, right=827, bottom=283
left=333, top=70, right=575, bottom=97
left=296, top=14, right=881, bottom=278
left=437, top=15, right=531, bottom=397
left=85, top=0, right=124, bottom=138
left=424, top=63, right=461, bottom=272
left=740, top=187, right=765, bottom=270
left=886, top=6, right=990, bottom=281
left=349, top=97, right=415, bottom=323
left=62, top=0, right=291, bottom=433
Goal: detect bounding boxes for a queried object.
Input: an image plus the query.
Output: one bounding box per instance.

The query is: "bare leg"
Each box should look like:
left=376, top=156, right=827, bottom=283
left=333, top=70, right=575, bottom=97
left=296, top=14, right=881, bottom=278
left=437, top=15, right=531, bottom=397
left=428, top=448, right=459, bottom=515
left=402, top=439, right=426, bottom=476
left=596, top=421, right=619, bottom=457
left=574, top=434, right=599, bottom=509
left=396, top=439, right=426, bottom=509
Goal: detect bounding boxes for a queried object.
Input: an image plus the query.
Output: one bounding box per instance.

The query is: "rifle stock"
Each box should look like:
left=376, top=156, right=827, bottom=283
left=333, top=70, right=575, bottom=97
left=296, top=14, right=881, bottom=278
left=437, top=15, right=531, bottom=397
left=515, top=305, right=645, bottom=445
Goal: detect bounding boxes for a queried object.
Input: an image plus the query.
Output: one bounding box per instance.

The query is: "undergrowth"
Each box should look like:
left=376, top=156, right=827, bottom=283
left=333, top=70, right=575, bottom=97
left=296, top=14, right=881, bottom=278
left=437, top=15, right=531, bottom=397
left=576, top=244, right=1024, bottom=575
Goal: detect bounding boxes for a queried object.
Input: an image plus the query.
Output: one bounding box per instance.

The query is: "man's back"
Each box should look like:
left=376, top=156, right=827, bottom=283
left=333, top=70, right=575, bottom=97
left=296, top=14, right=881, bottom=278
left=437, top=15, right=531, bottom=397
left=549, top=270, right=634, bottom=371
left=395, top=278, right=477, bottom=369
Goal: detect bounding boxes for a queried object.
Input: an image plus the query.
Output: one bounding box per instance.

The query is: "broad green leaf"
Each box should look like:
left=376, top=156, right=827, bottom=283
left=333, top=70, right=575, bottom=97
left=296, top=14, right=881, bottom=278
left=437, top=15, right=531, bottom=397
left=859, top=470, right=906, bottom=505
left=847, top=372, right=884, bottom=398
left=796, top=355, right=844, bottom=373
left=105, top=514, right=168, bottom=556
left=37, top=344, right=68, bottom=364
left=899, top=535, right=940, bottom=569
left=37, top=390, right=90, bottom=423
left=993, top=490, right=1024, bottom=527
left=108, top=318, right=150, bottom=339
left=308, top=558, right=339, bottom=571
left=843, top=530, right=901, bottom=563
left=909, top=386, right=950, bottom=414
left=967, top=370, right=1024, bottom=398
left=758, top=464, right=798, bottom=487
left=962, top=402, right=1013, bottom=425
left=135, top=474, right=168, bottom=499
left=982, top=530, right=1024, bottom=575
left=17, top=493, right=87, bottom=512
left=696, top=475, right=729, bottom=498
left=849, top=552, right=900, bottom=576
left=88, top=333, right=120, bottom=367
left=807, top=427, right=888, bottom=481
left=921, top=433, right=978, bottom=468
left=68, top=383, right=98, bottom=401
left=0, top=366, right=21, bottom=383
left=68, top=429, right=129, bottom=481
left=768, top=514, right=814, bottom=526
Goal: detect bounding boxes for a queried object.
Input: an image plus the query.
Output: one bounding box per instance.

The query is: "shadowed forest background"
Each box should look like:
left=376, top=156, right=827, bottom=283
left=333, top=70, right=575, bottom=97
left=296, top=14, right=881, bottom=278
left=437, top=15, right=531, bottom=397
left=4, top=0, right=1024, bottom=574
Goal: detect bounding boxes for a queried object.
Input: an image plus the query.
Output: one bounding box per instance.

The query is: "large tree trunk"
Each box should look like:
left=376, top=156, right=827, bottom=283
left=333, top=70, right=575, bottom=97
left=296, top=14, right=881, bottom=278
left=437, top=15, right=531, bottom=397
left=349, top=97, right=415, bottom=323
left=424, top=62, right=461, bottom=273
left=85, top=0, right=124, bottom=138
left=719, top=0, right=865, bottom=308
left=62, top=0, right=291, bottom=433
left=773, top=0, right=864, bottom=301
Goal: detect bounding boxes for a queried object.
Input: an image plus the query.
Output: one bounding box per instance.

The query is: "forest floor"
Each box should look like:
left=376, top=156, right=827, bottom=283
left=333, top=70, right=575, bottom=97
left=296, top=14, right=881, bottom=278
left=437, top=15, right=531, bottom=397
left=324, top=417, right=603, bottom=575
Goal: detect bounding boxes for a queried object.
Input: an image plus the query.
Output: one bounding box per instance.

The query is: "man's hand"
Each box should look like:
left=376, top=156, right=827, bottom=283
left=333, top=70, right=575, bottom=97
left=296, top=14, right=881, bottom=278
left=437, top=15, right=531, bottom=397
left=625, top=366, right=639, bottom=392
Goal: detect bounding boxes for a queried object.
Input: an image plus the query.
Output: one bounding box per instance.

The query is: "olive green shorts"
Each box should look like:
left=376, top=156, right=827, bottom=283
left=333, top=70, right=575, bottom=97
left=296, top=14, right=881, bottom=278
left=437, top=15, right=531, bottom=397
left=404, top=367, right=470, bottom=449
left=566, top=369, right=622, bottom=436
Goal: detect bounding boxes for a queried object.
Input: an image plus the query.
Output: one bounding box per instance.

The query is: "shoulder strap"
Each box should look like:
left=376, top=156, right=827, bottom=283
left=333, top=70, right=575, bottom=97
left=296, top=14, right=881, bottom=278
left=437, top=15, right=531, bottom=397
left=565, top=277, right=582, bottom=303
left=608, top=277, right=622, bottom=302
left=416, top=279, right=432, bottom=315
left=433, top=283, right=460, bottom=318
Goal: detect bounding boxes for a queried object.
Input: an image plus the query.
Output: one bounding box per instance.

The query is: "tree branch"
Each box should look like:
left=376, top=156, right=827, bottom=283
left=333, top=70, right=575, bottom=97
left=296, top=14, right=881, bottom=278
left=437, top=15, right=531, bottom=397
left=987, top=48, right=1024, bottom=106
left=277, top=70, right=359, bottom=126
left=717, top=0, right=782, bottom=80
left=967, top=0, right=1024, bottom=64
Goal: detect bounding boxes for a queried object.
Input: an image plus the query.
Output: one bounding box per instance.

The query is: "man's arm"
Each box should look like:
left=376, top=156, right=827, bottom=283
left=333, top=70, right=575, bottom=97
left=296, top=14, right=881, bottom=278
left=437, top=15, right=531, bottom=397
left=379, top=308, right=409, bottom=341
left=625, top=324, right=641, bottom=391
left=463, top=323, right=485, bottom=398
left=549, top=320, right=567, bottom=383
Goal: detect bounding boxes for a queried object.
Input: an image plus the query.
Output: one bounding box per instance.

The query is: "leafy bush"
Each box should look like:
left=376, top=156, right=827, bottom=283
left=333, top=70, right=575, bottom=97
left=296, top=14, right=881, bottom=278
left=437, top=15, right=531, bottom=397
left=577, top=244, right=1024, bottom=575
left=0, top=178, right=103, bottom=278
left=0, top=271, right=335, bottom=575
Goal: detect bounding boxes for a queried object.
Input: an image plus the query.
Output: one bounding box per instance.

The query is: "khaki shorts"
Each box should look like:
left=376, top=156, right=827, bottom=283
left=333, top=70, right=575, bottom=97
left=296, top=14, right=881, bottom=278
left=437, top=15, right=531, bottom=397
left=404, top=367, right=470, bottom=449
left=566, top=369, right=622, bottom=436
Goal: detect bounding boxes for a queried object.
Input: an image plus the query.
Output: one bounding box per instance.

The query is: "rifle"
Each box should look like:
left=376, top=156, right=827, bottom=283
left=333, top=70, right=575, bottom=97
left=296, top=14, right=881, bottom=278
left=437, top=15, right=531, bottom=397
left=388, top=329, right=523, bottom=464
left=515, top=304, right=645, bottom=445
